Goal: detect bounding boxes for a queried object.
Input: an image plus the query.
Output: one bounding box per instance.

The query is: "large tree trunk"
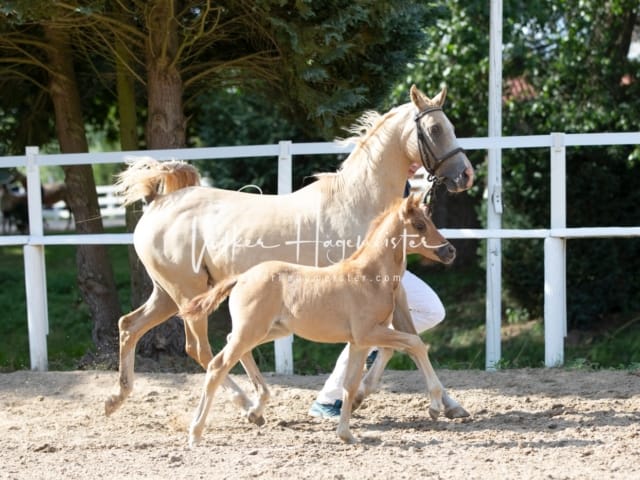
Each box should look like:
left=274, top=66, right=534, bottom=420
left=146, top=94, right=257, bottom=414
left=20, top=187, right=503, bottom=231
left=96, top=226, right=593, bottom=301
left=136, top=0, right=188, bottom=357
left=44, top=26, right=122, bottom=357
left=114, top=9, right=154, bottom=313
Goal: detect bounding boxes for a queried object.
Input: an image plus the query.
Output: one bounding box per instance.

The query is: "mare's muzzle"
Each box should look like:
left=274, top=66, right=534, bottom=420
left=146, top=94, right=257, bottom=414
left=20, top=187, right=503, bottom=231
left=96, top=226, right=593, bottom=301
left=414, top=106, right=474, bottom=193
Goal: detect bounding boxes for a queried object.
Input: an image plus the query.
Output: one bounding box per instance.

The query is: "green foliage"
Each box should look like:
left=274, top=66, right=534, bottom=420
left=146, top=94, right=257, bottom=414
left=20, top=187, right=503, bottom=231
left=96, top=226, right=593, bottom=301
left=396, top=0, right=640, bottom=331
left=185, top=1, right=441, bottom=207
left=257, top=0, right=429, bottom=135
left=498, top=1, right=640, bottom=330
left=0, top=241, right=132, bottom=371
left=191, top=87, right=345, bottom=193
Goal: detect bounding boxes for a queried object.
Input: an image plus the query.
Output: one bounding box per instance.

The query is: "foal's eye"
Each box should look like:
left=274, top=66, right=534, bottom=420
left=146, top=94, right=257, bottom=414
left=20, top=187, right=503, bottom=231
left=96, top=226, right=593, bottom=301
left=413, top=221, right=426, bottom=232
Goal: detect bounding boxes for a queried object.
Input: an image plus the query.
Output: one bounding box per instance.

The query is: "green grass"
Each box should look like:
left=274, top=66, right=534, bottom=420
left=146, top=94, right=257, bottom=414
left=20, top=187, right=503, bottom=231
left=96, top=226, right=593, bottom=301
left=0, top=238, right=133, bottom=371
left=1, top=242, right=639, bottom=372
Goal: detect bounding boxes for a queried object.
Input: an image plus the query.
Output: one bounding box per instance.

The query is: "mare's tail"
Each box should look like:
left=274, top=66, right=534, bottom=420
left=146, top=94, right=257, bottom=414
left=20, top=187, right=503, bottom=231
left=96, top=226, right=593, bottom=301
left=181, top=277, right=239, bottom=322
left=115, top=156, right=201, bottom=205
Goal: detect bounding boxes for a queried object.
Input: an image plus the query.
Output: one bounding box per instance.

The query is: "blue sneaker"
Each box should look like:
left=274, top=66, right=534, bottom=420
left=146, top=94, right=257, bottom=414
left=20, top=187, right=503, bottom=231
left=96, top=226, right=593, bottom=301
left=308, top=399, right=342, bottom=419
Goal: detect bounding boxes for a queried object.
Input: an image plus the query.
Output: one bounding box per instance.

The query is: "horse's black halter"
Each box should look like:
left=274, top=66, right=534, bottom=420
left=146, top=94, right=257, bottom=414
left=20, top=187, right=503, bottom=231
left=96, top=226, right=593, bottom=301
left=422, top=185, right=435, bottom=216
left=414, top=106, right=465, bottom=182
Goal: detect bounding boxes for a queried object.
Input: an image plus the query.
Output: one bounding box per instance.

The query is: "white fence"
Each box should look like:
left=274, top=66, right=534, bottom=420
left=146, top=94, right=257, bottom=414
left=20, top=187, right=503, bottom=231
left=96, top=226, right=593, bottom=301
left=41, top=185, right=125, bottom=228
left=1, top=133, right=639, bottom=372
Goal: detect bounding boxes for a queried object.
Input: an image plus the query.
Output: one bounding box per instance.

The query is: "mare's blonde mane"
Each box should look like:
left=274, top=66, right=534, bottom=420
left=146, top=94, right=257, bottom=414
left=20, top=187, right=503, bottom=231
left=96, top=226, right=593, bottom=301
left=313, top=104, right=410, bottom=198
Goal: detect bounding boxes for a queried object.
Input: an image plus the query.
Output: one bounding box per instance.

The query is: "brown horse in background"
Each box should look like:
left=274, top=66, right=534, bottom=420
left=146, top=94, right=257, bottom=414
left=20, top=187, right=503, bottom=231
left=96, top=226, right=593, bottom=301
left=1, top=170, right=71, bottom=232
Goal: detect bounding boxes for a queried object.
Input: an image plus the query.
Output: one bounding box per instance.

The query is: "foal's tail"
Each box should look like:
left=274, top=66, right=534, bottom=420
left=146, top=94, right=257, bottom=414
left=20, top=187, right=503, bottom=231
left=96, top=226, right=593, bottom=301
left=115, top=156, right=201, bottom=205
left=181, top=277, right=239, bottom=323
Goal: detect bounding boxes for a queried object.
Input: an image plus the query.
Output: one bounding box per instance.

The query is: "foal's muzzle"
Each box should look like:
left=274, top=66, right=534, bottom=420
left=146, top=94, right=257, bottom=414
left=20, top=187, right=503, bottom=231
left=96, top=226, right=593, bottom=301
left=437, top=243, right=456, bottom=264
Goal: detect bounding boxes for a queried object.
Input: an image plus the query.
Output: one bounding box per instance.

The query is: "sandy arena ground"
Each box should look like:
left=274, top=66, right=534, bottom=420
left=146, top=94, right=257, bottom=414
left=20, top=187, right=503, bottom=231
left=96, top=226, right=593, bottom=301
left=1, top=368, right=639, bottom=479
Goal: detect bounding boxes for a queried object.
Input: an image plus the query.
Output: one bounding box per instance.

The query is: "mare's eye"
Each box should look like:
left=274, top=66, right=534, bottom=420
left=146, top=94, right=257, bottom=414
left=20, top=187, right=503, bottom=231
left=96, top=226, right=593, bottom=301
left=429, top=124, right=442, bottom=137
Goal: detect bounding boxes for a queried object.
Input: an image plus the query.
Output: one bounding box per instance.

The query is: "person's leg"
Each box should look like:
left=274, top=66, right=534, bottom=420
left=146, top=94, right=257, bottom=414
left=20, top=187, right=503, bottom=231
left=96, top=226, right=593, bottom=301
left=402, top=270, right=445, bottom=333
left=308, top=344, right=349, bottom=418
left=401, top=270, right=470, bottom=418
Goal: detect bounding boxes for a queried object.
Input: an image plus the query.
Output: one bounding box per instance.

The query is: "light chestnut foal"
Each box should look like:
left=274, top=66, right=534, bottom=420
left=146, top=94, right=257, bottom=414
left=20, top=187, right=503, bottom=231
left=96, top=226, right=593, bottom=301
left=182, top=194, right=456, bottom=445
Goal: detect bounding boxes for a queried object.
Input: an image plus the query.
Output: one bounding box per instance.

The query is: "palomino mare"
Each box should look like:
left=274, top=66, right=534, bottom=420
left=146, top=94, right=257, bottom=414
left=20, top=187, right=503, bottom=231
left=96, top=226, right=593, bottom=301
left=183, top=194, right=456, bottom=445
left=105, top=84, right=474, bottom=420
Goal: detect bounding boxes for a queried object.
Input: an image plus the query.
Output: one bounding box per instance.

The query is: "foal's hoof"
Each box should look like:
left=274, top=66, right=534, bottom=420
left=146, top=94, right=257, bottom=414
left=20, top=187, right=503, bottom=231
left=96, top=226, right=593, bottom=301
left=428, top=407, right=441, bottom=420
left=444, top=405, right=471, bottom=419
left=247, top=412, right=266, bottom=427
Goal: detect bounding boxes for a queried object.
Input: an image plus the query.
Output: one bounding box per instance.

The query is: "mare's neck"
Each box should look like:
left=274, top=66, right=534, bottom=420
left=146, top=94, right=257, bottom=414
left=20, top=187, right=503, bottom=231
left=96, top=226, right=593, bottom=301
left=334, top=108, right=411, bottom=213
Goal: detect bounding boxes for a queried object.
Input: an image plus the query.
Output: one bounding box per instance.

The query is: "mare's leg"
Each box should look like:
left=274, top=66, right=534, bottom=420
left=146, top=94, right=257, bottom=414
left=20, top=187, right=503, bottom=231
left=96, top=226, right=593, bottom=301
left=105, top=284, right=177, bottom=415
left=336, top=345, right=368, bottom=444
left=356, top=325, right=445, bottom=419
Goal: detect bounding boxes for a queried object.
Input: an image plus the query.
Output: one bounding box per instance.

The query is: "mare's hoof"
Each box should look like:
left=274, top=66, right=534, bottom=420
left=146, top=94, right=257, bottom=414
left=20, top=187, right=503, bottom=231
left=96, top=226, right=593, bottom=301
left=188, top=434, right=200, bottom=449
left=338, top=433, right=358, bottom=444
left=104, top=396, right=119, bottom=417
left=444, top=405, right=470, bottom=419
left=248, top=413, right=266, bottom=427
left=428, top=407, right=441, bottom=420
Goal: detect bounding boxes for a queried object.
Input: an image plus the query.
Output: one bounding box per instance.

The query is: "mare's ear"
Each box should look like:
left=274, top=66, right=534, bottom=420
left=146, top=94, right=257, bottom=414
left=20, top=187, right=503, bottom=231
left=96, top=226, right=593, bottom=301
left=411, top=84, right=447, bottom=109
left=410, top=84, right=429, bottom=111
left=432, top=86, right=448, bottom=107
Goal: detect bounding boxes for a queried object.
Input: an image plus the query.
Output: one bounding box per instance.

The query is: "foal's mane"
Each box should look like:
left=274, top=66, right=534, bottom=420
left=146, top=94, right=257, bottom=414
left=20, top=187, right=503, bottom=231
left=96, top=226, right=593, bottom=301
left=348, top=197, right=405, bottom=262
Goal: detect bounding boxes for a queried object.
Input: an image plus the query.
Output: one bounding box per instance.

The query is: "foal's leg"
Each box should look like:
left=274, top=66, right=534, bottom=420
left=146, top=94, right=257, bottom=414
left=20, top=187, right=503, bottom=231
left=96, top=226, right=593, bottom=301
left=385, top=287, right=469, bottom=419
left=105, top=284, right=178, bottom=416
left=237, top=351, right=270, bottom=426
left=228, top=322, right=295, bottom=426
left=189, top=342, right=247, bottom=447
left=336, top=345, right=368, bottom=444
left=351, top=287, right=415, bottom=410
left=189, top=318, right=272, bottom=446
left=353, top=347, right=394, bottom=411
left=182, top=314, right=254, bottom=418
left=357, top=325, right=445, bottom=419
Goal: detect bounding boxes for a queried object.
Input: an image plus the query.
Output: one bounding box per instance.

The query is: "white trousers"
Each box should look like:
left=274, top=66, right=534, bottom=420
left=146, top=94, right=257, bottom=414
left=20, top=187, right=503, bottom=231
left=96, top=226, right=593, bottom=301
left=315, top=270, right=445, bottom=404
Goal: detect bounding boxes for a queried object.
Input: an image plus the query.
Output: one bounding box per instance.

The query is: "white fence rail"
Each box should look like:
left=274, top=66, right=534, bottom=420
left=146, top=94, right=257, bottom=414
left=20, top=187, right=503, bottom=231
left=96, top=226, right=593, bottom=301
left=41, top=185, right=125, bottom=224
left=1, top=133, right=639, bottom=371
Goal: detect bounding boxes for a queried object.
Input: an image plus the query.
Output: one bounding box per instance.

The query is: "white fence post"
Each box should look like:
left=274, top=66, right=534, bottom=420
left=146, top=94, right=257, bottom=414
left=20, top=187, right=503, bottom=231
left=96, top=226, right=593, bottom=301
left=24, top=146, right=49, bottom=371
left=486, top=0, right=503, bottom=370
left=275, top=141, right=294, bottom=374
left=545, top=133, right=567, bottom=366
